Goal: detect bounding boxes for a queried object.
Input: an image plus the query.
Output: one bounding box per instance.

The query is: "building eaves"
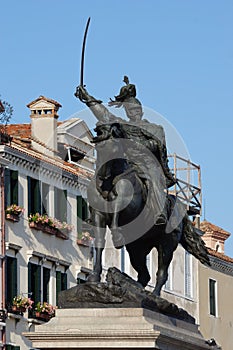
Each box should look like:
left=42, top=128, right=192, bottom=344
left=208, top=248, right=233, bottom=276
left=27, top=95, right=62, bottom=108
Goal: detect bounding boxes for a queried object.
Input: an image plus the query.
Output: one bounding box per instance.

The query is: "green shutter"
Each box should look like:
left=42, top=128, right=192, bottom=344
left=77, top=196, right=82, bottom=234
left=11, top=170, right=18, bottom=204
left=33, top=179, right=41, bottom=213
left=27, top=176, right=32, bottom=215
left=55, top=188, right=67, bottom=222
left=62, top=272, right=67, bottom=291
left=5, top=257, right=17, bottom=305
left=43, top=267, right=50, bottom=302
left=82, top=198, right=88, bottom=221
left=28, top=263, right=41, bottom=304
left=56, top=271, right=61, bottom=305
left=4, top=168, right=11, bottom=208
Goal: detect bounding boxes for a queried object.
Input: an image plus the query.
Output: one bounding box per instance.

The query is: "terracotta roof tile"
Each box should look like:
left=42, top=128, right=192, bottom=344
left=208, top=248, right=233, bottom=264
left=200, top=220, right=231, bottom=238
left=4, top=123, right=93, bottom=180
left=6, top=124, right=31, bottom=138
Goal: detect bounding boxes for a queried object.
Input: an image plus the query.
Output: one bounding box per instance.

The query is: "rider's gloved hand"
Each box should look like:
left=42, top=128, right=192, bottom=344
left=74, top=85, right=89, bottom=102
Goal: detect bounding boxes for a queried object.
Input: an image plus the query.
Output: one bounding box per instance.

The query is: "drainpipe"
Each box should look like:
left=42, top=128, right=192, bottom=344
left=0, top=157, right=10, bottom=350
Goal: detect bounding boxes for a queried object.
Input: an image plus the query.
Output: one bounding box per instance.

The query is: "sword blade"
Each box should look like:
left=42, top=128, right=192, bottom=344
left=80, top=17, right=91, bottom=86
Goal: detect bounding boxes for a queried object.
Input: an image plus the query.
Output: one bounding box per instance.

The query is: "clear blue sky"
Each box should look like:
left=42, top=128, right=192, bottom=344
left=1, top=0, right=233, bottom=255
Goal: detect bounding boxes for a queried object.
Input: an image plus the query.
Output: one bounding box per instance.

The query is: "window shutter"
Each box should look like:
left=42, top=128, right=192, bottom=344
left=185, top=252, right=192, bottom=297
left=5, top=257, right=17, bottom=305
left=77, top=196, right=82, bottom=234
left=61, top=272, right=67, bottom=291
left=56, top=271, right=62, bottom=305
left=43, top=267, right=50, bottom=302
left=4, top=168, right=11, bottom=208
left=27, top=176, right=32, bottom=215
left=11, top=170, right=18, bottom=204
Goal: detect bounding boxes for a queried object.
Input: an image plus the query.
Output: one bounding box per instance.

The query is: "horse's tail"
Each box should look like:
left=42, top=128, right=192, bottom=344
left=180, top=214, right=210, bottom=266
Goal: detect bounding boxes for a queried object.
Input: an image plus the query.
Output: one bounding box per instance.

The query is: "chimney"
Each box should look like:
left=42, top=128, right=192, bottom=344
left=200, top=220, right=231, bottom=254
left=27, top=96, right=62, bottom=157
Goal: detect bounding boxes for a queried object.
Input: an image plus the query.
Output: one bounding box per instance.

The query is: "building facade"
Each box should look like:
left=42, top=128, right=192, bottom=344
left=199, top=221, right=233, bottom=350
left=0, top=96, right=95, bottom=349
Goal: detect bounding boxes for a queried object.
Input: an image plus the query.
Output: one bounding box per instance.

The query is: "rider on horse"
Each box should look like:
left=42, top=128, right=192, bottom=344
left=75, top=77, right=176, bottom=247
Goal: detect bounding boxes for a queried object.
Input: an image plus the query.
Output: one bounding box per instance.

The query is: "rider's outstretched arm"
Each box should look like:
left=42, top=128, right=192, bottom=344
left=75, top=85, right=116, bottom=123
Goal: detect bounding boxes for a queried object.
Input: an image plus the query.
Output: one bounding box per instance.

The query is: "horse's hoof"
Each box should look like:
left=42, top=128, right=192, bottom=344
left=86, top=273, right=101, bottom=283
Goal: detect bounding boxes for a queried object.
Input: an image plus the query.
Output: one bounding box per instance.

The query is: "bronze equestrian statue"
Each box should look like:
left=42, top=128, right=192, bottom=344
left=75, top=78, right=210, bottom=296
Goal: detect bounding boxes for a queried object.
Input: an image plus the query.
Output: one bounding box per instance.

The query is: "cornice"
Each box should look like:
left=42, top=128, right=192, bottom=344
left=0, top=145, right=90, bottom=190
left=209, top=254, right=233, bottom=276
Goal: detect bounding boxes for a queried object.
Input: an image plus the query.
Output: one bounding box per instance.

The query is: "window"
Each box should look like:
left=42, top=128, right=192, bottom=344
left=43, top=267, right=50, bottom=303
left=209, top=279, right=217, bottom=316
left=185, top=252, right=193, bottom=298
left=54, top=188, right=67, bottom=222
left=5, top=256, right=17, bottom=307
left=28, top=263, right=41, bottom=308
left=28, top=177, right=49, bottom=215
left=28, top=262, right=52, bottom=316
left=77, top=196, right=88, bottom=234
left=56, top=271, right=67, bottom=304
left=6, top=346, right=20, bottom=350
left=5, top=169, right=18, bottom=207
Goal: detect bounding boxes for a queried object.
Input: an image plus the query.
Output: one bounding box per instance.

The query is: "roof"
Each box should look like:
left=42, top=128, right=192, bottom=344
left=6, top=124, right=31, bottom=139
left=27, top=95, right=62, bottom=108
left=200, top=220, right=231, bottom=238
left=4, top=123, right=93, bottom=181
left=208, top=248, right=233, bottom=264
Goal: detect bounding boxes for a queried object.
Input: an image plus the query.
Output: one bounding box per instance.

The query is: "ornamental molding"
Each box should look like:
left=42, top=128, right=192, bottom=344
left=0, top=146, right=90, bottom=190
left=209, top=255, right=233, bottom=276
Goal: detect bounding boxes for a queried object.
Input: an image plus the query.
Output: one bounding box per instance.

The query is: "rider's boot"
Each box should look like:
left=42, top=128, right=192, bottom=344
left=111, top=228, right=125, bottom=249
left=155, top=202, right=168, bottom=226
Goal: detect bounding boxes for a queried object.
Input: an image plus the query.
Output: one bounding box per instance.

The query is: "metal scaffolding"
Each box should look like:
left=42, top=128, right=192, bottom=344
left=168, top=153, right=202, bottom=216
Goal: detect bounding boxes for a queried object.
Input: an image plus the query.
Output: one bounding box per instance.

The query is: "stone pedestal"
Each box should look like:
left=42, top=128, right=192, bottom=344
left=23, top=307, right=216, bottom=349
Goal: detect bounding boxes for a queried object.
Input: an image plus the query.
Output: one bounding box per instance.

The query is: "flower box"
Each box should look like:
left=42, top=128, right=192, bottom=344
left=6, top=213, right=20, bottom=222
left=56, top=229, right=69, bottom=240
left=29, top=222, right=57, bottom=235
left=5, top=204, right=24, bottom=222
left=11, top=305, right=26, bottom=314
left=77, top=232, right=93, bottom=247
left=28, top=213, right=72, bottom=238
left=77, top=238, right=90, bottom=246
left=35, top=311, right=51, bottom=321
left=35, top=302, right=56, bottom=321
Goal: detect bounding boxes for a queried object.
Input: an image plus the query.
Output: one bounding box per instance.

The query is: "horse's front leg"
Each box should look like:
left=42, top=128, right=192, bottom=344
left=87, top=213, right=106, bottom=282
left=109, top=191, right=125, bottom=249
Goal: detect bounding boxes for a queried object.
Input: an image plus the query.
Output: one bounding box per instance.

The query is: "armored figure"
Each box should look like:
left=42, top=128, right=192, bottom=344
left=75, top=77, right=176, bottom=246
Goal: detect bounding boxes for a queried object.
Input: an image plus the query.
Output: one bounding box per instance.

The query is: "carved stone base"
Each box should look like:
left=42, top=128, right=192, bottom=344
left=23, top=268, right=221, bottom=349
left=23, top=307, right=219, bottom=349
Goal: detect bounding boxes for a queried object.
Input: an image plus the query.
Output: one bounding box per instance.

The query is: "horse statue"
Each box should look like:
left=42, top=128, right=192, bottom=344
left=75, top=82, right=210, bottom=296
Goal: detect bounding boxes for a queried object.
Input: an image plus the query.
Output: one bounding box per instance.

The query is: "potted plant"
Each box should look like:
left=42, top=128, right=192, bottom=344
left=11, top=295, right=34, bottom=315
left=77, top=231, right=94, bottom=246
left=53, top=219, right=73, bottom=240
left=5, top=204, right=24, bottom=222
left=35, top=302, right=56, bottom=321
left=28, top=213, right=72, bottom=239
left=28, top=213, right=57, bottom=235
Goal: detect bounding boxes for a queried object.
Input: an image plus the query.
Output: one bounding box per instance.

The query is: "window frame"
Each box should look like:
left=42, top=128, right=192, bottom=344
left=209, top=278, right=218, bottom=317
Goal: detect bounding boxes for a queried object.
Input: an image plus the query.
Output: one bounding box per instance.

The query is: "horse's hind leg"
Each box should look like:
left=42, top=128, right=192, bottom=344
left=153, top=243, right=174, bottom=296
left=127, top=245, right=151, bottom=287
